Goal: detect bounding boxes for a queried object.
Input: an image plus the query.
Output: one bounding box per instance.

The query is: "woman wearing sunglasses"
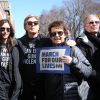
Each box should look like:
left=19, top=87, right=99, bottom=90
left=0, top=19, right=22, bottom=100
left=38, top=21, right=92, bottom=100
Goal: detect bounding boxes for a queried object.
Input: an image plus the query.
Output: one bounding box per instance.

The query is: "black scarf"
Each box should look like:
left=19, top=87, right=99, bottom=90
left=85, top=31, right=100, bottom=48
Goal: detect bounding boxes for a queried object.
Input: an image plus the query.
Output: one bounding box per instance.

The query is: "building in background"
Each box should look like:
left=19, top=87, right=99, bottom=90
left=0, top=4, right=6, bottom=19
left=0, top=0, right=10, bottom=19
left=0, top=0, right=15, bottom=33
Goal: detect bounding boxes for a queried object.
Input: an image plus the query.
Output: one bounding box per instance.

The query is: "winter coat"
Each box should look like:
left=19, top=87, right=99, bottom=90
left=17, top=33, right=47, bottom=100
left=76, top=31, right=100, bottom=63
left=76, top=31, right=100, bottom=100
left=37, top=38, right=92, bottom=100
left=91, top=48, right=100, bottom=99
left=0, top=39, right=22, bottom=100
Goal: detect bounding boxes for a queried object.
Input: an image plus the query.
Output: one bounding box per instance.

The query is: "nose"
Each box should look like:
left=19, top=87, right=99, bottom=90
left=55, top=33, right=59, bottom=36
left=31, top=23, right=35, bottom=26
left=93, top=22, right=97, bottom=25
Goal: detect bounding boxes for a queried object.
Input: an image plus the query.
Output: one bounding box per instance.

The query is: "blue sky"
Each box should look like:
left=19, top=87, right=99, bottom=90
left=9, top=0, right=63, bottom=38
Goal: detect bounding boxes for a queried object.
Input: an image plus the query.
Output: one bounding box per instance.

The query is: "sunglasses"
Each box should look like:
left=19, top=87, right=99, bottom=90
left=0, top=27, right=10, bottom=32
left=50, top=31, right=64, bottom=37
left=89, top=21, right=100, bottom=24
left=27, top=21, right=38, bottom=26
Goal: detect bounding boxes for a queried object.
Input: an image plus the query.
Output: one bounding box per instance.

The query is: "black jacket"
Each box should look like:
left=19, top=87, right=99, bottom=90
left=17, top=34, right=47, bottom=100
left=76, top=31, right=100, bottom=63
left=90, top=48, right=100, bottom=99
left=76, top=31, right=100, bottom=100
left=0, top=39, right=22, bottom=100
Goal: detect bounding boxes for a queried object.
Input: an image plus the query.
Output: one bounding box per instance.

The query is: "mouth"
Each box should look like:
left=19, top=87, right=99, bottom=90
left=54, top=38, right=61, bottom=43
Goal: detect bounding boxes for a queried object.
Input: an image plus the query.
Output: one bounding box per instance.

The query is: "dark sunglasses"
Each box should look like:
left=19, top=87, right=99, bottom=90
left=89, top=21, right=100, bottom=24
left=27, top=21, right=38, bottom=26
left=0, top=27, right=10, bottom=32
left=50, top=31, right=64, bottom=37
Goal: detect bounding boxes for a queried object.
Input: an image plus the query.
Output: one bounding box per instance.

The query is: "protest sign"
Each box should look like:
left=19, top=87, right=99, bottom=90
left=36, top=46, right=70, bottom=74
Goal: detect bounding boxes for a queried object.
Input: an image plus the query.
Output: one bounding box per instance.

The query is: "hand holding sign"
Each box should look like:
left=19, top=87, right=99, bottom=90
left=60, top=55, right=72, bottom=65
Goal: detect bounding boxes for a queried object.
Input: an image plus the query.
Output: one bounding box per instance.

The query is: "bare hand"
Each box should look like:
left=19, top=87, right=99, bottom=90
left=60, top=55, right=72, bottom=64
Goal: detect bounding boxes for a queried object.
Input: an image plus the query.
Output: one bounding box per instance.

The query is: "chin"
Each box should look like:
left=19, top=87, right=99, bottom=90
left=55, top=42, right=61, bottom=44
left=3, top=37, right=8, bottom=40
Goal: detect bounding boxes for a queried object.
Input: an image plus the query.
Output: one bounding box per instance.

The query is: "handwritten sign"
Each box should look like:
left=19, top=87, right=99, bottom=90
left=36, top=46, right=70, bottom=74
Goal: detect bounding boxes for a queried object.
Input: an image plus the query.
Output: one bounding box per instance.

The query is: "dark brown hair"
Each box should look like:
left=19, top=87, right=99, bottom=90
left=0, top=19, right=15, bottom=51
left=48, top=21, right=68, bottom=35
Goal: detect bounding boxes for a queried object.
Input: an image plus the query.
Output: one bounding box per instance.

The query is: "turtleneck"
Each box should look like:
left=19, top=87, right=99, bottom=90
left=84, top=30, right=100, bottom=48
left=85, top=31, right=98, bottom=37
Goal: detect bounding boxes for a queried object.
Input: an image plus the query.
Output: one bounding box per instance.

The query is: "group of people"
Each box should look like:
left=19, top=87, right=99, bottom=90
left=0, top=14, right=100, bottom=100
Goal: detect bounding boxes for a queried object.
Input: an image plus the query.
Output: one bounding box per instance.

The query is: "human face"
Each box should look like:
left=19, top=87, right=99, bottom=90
left=50, top=27, right=66, bottom=44
left=85, top=15, right=100, bottom=34
left=25, top=17, right=39, bottom=38
left=0, top=22, right=10, bottom=42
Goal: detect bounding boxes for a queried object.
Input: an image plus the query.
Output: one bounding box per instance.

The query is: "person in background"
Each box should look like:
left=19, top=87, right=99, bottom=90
left=17, top=15, right=47, bottom=100
left=0, top=19, right=22, bottom=100
left=76, top=14, right=100, bottom=100
left=38, top=21, right=92, bottom=100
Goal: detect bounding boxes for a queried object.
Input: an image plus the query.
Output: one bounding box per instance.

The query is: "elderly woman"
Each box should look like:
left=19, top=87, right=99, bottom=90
left=38, top=21, right=92, bottom=100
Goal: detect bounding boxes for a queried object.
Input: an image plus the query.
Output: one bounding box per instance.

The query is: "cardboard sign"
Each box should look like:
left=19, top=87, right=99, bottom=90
left=36, top=46, right=70, bottom=74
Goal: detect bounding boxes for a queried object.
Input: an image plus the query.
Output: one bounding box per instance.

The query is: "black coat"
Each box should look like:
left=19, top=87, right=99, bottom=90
left=0, top=39, right=22, bottom=100
left=89, top=49, right=100, bottom=99
left=76, top=31, right=100, bottom=100
left=17, top=34, right=47, bottom=100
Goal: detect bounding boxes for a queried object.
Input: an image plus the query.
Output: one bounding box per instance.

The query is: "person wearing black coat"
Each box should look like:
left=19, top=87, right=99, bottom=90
left=17, top=15, right=47, bottom=100
left=0, top=19, right=22, bottom=100
left=76, top=14, right=100, bottom=100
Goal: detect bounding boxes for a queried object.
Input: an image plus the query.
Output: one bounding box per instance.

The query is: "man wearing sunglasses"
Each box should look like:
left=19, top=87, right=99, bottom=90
left=76, top=14, right=100, bottom=100
left=17, top=15, right=47, bottom=100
